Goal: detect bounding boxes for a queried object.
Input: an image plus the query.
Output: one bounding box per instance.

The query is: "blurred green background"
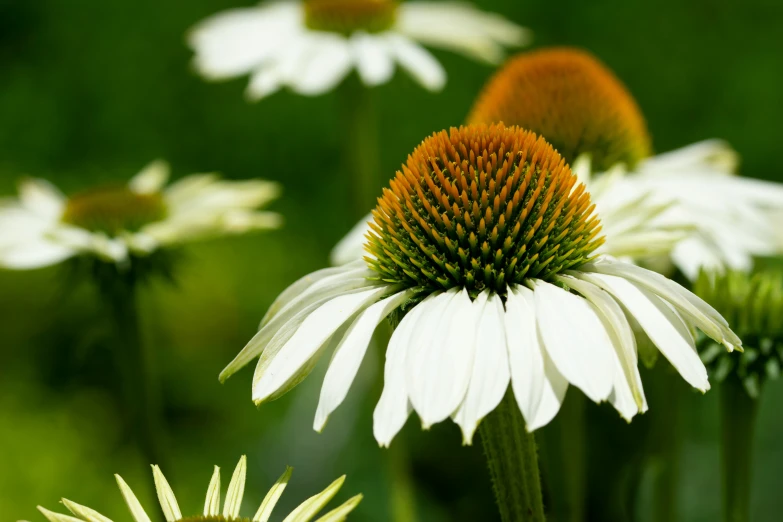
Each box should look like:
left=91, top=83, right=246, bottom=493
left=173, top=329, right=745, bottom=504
left=2, top=0, right=783, bottom=520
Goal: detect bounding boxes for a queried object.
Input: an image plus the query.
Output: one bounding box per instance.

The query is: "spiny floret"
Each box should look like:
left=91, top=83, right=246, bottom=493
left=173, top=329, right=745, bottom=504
left=304, top=0, right=398, bottom=35
left=63, top=186, right=167, bottom=235
left=695, top=269, right=783, bottom=397
left=467, top=47, right=652, bottom=172
left=366, top=123, right=604, bottom=298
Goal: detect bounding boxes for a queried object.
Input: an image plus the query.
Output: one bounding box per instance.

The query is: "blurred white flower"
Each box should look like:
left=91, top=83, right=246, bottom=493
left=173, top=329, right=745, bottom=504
left=0, top=161, right=281, bottom=269
left=188, top=0, right=530, bottom=100
left=222, top=125, right=740, bottom=447
left=37, top=455, right=361, bottom=522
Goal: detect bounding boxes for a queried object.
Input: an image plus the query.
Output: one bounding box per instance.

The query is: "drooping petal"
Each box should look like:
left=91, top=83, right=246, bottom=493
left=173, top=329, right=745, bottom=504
left=129, top=160, right=170, bottom=195
left=578, top=271, right=710, bottom=391
left=374, top=295, right=436, bottom=446
left=452, top=292, right=510, bottom=444
left=282, top=475, right=346, bottom=522
left=61, top=499, right=113, bottom=522
left=253, top=466, right=293, bottom=522
left=223, top=456, right=246, bottom=519
left=351, top=32, right=395, bottom=86
left=203, top=466, right=221, bottom=517
left=314, top=289, right=414, bottom=431
left=115, top=475, right=152, bottom=522
left=253, top=286, right=392, bottom=403
left=152, top=465, right=182, bottom=522
left=385, top=33, right=445, bottom=91
left=532, top=280, right=615, bottom=403
left=288, top=34, right=354, bottom=96
left=330, top=216, right=373, bottom=266
left=407, top=289, right=476, bottom=428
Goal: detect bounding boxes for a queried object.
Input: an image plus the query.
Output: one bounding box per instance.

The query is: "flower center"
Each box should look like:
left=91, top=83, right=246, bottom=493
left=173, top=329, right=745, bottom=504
left=467, top=48, right=652, bottom=172
left=62, top=186, right=167, bottom=235
left=366, top=123, right=604, bottom=299
left=304, top=0, right=397, bottom=35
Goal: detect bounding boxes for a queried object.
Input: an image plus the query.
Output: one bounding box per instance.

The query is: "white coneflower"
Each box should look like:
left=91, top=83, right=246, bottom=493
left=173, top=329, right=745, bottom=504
left=36, top=456, right=361, bottom=522
left=0, top=160, right=281, bottom=269
left=188, top=0, right=529, bottom=100
left=465, top=47, right=783, bottom=280
left=221, top=124, right=740, bottom=450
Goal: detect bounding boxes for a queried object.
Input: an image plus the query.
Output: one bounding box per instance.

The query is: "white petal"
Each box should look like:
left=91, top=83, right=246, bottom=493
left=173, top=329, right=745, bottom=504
left=129, top=160, right=170, bottom=194
left=18, top=178, right=65, bottom=219
left=330, top=216, right=373, bottom=266
left=152, top=465, right=182, bottom=522
left=407, top=288, right=476, bottom=428
left=203, top=466, right=221, bottom=517
left=253, top=286, right=392, bottom=403
left=579, top=272, right=709, bottom=391
left=188, top=3, right=302, bottom=79
left=374, top=295, right=436, bottom=446
left=220, top=264, right=373, bottom=382
left=223, top=456, right=246, bottom=519
left=314, top=289, right=414, bottom=431
left=384, top=33, right=445, bottom=91
left=0, top=240, right=75, bottom=269
left=351, top=32, right=395, bottom=86
left=504, top=285, right=545, bottom=426
left=253, top=466, right=292, bottom=522
left=529, top=351, right=570, bottom=431
left=532, top=280, right=615, bottom=403
left=246, top=66, right=285, bottom=100
left=558, top=274, right=647, bottom=418
left=582, top=257, right=740, bottom=349
left=115, top=475, right=152, bottom=522
left=452, top=292, right=510, bottom=444
left=62, top=499, right=113, bottom=522
left=282, top=475, right=346, bottom=522
left=289, top=34, right=354, bottom=95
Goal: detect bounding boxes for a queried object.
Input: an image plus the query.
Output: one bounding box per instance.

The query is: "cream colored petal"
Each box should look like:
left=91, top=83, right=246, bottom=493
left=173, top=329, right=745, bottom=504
left=61, top=499, right=112, bottom=522
left=223, top=456, right=247, bottom=518
left=129, top=160, right=170, bottom=195
left=115, top=475, right=152, bottom=522
left=313, top=494, right=363, bottom=522
left=36, top=507, right=82, bottom=522
left=152, top=465, right=182, bottom=522
left=204, top=466, right=221, bottom=517
left=282, top=476, right=346, bottom=522
left=253, top=466, right=293, bottom=522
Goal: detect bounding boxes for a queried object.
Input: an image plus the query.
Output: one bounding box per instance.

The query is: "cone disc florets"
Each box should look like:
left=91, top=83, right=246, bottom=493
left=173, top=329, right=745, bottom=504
left=468, top=48, right=652, bottom=172
left=304, top=0, right=397, bottom=35
left=62, top=186, right=167, bottom=235
left=366, top=123, right=604, bottom=299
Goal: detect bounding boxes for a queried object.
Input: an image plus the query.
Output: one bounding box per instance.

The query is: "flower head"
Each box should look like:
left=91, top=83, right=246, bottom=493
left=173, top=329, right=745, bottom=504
left=695, top=269, right=783, bottom=398
left=0, top=161, right=281, bottom=270
left=223, top=124, right=740, bottom=446
left=188, top=0, right=530, bottom=100
left=36, top=456, right=361, bottom=522
left=467, top=47, right=651, bottom=172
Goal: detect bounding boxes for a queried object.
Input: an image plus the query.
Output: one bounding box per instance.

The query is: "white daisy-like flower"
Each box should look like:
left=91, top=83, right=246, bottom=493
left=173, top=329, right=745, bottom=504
left=221, top=124, right=740, bottom=447
left=463, top=46, right=783, bottom=280
left=188, top=0, right=530, bottom=100
left=36, top=455, right=361, bottom=522
left=0, top=161, right=281, bottom=269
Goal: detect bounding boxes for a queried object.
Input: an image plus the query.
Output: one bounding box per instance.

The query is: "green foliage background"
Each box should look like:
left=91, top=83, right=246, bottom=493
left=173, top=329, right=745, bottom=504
left=1, top=0, right=782, bottom=520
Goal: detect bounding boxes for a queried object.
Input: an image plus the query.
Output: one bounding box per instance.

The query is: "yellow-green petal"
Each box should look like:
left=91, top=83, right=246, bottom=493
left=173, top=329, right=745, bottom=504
left=204, top=466, right=221, bottom=517
left=253, top=466, right=293, bottom=522
left=61, top=499, right=113, bottom=522
left=314, top=494, right=363, bottom=522
left=36, top=507, right=83, bottom=522
left=152, top=465, right=182, bottom=522
left=115, top=475, right=152, bottom=522
left=282, top=475, right=346, bottom=522
left=223, top=455, right=246, bottom=519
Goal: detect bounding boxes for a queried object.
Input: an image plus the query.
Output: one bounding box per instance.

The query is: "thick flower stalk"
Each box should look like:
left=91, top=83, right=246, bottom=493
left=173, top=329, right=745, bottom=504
left=222, top=123, right=740, bottom=521
left=694, top=269, right=783, bottom=522
left=466, top=47, right=783, bottom=280
left=36, top=455, right=361, bottom=522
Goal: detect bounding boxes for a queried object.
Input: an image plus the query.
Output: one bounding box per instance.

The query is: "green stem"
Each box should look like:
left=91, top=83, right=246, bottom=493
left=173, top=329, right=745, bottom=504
left=647, top=368, right=682, bottom=522
left=720, top=376, right=759, bottom=522
left=479, top=391, right=546, bottom=522
left=339, top=74, right=381, bottom=220
left=539, top=391, right=586, bottom=522
left=102, top=275, right=166, bottom=470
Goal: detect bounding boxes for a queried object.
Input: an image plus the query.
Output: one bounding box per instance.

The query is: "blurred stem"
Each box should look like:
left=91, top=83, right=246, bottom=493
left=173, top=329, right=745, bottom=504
left=375, top=322, right=419, bottom=522
left=102, top=274, right=166, bottom=471
left=647, top=366, right=681, bottom=522
left=480, top=391, right=546, bottom=522
left=720, top=376, right=758, bottom=522
left=339, top=74, right=381, bottom=220
left=539, top=391, right=586, bottom=522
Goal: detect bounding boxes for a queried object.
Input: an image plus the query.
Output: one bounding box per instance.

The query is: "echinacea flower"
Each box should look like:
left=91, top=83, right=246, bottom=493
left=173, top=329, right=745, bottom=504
left=36, top=456, right=361, bottom=522
left=466, top=47, right=783, bottom=280
left=222, top=123, right=740, bottom=447
left=188, top=0, right=529, bottom=100
left=0, top=160, right=281, bottom=269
